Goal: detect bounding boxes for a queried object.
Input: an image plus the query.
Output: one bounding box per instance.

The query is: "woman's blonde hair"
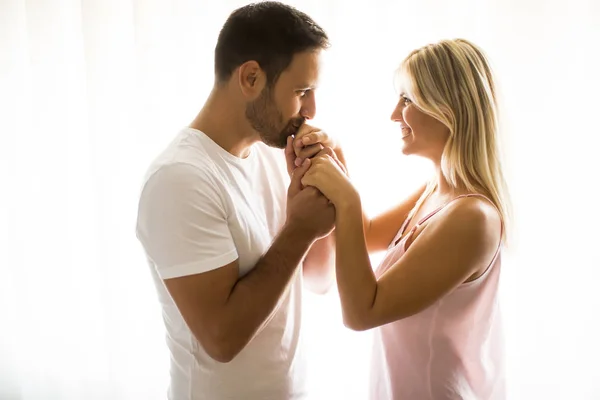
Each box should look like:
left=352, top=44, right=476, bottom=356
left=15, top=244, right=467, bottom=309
left=398, top=39, right=511, bottom=242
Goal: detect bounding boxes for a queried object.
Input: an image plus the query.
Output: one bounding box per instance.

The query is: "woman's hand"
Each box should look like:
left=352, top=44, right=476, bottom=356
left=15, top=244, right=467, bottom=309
left=292, top=125, right=333, bottom=164
left=301, top=148, right=357, bottom=208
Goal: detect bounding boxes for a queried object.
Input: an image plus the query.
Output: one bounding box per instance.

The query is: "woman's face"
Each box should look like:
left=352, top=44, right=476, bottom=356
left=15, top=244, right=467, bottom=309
left=390, top=92, right=449, bottom=162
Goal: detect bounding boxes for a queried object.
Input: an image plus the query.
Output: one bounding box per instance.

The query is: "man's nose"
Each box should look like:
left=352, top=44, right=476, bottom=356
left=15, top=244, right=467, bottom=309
left=300, top=94, right=316, bottom=120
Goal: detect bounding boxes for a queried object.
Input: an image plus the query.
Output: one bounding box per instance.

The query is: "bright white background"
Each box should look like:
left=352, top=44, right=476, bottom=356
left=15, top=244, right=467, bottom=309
left=1, top=0, right=599, bottom=399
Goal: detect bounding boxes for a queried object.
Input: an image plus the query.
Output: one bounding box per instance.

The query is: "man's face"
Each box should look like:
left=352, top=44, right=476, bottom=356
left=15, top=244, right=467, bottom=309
left=245, top=50, right=321, bottom=148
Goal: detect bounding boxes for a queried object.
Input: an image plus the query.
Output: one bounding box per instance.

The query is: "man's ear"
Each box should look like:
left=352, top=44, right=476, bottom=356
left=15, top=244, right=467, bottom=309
left=238, top=61, right=266, bottom=99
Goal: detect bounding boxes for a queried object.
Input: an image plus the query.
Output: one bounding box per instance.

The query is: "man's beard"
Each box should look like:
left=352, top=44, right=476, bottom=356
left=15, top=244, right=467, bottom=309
left=245, top=88, right=305, bottom=148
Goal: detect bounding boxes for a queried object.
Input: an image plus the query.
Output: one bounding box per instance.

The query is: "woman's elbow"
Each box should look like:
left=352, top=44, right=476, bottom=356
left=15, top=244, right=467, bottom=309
left=342, top=314, right=372, bottom=332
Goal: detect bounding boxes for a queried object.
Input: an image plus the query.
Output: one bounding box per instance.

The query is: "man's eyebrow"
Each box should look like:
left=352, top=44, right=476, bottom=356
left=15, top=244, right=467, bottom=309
left=296, top=84, right=317, bottom=90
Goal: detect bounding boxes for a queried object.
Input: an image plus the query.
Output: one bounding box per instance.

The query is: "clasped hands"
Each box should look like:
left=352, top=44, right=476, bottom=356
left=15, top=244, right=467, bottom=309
left=285, top=124, right=355, bottom=209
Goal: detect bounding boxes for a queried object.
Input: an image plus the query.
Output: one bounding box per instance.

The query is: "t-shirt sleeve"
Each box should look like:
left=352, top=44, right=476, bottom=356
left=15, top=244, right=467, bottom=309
left=136, top=162, right=238, bottom=279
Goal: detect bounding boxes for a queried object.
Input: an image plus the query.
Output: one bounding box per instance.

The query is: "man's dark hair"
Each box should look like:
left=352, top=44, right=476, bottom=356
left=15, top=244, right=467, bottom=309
left=214, top=1, right=329, bottom=86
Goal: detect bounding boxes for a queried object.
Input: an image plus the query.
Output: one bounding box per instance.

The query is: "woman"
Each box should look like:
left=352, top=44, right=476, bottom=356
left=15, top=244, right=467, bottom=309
left=301, top=39, right=510, bottom=399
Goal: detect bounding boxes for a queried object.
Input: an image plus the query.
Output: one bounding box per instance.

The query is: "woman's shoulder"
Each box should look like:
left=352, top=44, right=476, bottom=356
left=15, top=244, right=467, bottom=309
left=436, top=194, right=501, bottom=240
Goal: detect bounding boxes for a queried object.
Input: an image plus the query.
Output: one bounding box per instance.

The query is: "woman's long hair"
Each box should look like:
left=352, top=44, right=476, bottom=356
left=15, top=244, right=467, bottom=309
left=398, top=39, right=511, bottom=242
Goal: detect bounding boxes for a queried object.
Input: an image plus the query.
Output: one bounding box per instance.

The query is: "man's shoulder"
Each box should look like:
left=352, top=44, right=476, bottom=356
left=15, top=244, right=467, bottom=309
left=138, top=130, right=225, bottom=203
left=144, top=129, right=219, bottom=181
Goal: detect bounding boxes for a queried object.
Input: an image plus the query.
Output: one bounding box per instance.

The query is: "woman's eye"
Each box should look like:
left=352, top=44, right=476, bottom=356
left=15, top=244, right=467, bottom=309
left=402, top=96, right=412, bottom=106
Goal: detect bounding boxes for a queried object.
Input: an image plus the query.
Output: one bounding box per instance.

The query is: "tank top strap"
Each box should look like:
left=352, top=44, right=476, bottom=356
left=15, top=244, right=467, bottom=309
left=415, top=193, right=496, bottom=227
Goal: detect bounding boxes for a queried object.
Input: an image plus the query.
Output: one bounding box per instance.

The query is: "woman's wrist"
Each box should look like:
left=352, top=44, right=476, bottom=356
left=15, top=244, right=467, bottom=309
left=335, top=189, right=361, bottom=215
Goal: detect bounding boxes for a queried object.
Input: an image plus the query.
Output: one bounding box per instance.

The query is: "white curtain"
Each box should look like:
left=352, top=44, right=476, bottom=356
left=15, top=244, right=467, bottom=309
left=1, top=0, right=599, bottom=399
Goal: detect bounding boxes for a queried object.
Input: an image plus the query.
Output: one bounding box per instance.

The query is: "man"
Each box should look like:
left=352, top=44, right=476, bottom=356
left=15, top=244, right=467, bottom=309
left=136, top=2, right=345, bottom=399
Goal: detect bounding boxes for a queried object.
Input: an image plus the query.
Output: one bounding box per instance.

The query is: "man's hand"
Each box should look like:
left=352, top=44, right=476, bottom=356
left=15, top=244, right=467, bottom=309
left=284, top=135, right=340, bottom=295
left=285, top=156, right=335, bottom=242
left=291, top=124, right=346, bottom=169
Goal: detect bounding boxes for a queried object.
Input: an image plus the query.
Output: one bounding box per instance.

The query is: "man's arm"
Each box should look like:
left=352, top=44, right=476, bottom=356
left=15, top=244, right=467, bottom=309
left=289, top=140, right=345, bottom=294
left=138, top=160, right=334, bottom=363
left=164, top=222, right=315, bottom=362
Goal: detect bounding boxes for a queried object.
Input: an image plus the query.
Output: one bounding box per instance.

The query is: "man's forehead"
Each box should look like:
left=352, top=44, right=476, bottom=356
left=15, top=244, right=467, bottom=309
left=282, top=50, right=321, bottom=84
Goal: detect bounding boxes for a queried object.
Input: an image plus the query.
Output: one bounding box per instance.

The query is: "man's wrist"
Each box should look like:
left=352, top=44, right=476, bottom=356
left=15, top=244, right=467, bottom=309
left=281, top=221, right=316, bottom=248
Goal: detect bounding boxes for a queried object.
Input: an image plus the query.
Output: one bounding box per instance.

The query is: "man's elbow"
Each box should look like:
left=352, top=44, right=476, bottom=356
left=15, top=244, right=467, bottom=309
left=343, top=318, right=370, bottom=332
left=193, top=326, right=243, bottom=363
left=205, top=344, right=238, bottom=364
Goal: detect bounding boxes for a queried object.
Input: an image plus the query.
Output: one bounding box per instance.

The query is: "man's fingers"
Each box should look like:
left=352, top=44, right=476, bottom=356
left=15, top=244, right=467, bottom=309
left=293, top=127, right=324, bottom=148
left=285, top=135, right=294, bottom=156
left=293, top=158, right=311, bottom=180
left=294, top=143, right=325, bottom=166
left=289, top=158, right=311, bottom=196
left=296, top=147, right=344, bottom=171
left=285, top=136, right=295, bottom=176
left=300, top=131, right=325, bottom=146
left=315, top=147, right=334, bottom=158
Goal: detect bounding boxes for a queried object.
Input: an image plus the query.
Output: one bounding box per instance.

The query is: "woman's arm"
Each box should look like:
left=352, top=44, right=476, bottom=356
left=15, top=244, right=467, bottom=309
left=364, top=184, right=427, bottom=253
left=300, top=153, right=501, bottom=331
left=334, top=196, right=501, bottom=331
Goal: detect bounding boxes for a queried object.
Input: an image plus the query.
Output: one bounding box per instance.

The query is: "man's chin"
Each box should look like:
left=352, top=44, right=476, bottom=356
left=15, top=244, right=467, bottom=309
left=270, top=142, right=286, bottom=149
left=260, top=135, right=288, bottom=149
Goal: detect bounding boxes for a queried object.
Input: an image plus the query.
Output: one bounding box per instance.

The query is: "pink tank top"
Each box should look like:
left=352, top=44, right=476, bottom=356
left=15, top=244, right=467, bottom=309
left=370, top=194, right=505, bottom=400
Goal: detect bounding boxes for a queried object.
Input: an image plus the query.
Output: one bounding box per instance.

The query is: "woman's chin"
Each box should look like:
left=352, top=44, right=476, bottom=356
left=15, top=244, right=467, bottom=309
left=400, top=142, right=413, bottom=155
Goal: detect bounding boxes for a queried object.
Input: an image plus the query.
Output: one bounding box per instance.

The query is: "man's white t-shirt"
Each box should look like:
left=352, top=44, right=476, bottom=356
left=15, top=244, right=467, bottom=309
left=136, top=128, right=307, bottom=400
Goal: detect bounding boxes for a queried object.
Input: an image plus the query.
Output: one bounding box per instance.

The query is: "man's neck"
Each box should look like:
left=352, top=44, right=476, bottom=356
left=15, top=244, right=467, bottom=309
left=189, top=89, right=258, bottom=158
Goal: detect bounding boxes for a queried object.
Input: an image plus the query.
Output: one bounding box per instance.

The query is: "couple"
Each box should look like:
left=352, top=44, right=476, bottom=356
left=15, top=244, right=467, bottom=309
left=136, top=2, right=510, bottom=399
